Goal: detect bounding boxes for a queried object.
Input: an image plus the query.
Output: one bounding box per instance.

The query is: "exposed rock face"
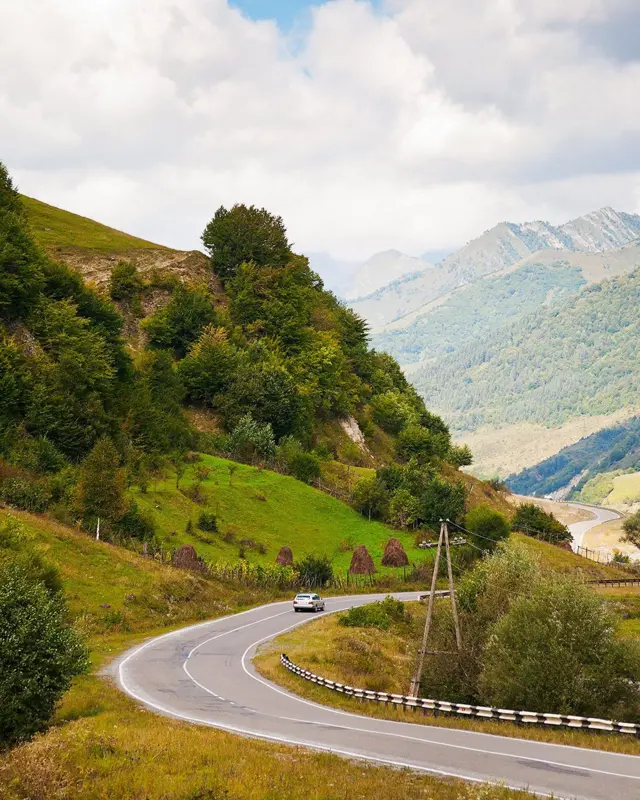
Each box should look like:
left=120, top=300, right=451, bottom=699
left=381, top=537, right=409, bottom=567
left=275, top=546, right=294, bottom=567
left=340, top=416, right=370, bottom=452
left=349, top=544, right=376, bottom=575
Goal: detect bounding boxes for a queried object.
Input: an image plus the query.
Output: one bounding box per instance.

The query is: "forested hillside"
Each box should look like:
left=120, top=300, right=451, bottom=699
left=414, top=269, right=640, bottom=434
left=373, top=261, right=586, bottom=365
left=508, top=416, right=640, bottom=497
left=0, top=161, right=474, bottom=551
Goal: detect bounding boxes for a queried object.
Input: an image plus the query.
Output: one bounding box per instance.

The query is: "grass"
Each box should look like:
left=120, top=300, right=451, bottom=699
left=0, top=660, right=531, bottom=800
left=133, top=454, right=435, bottom=575
left=22, top=195, right=167, bottom=253
left=0, top=511, right=531, bottom=800
left=513, top=533, right=628, bottom=579
left=0, top=507, right=282, bottom=637
left=254, top=601, right=640, bottom=756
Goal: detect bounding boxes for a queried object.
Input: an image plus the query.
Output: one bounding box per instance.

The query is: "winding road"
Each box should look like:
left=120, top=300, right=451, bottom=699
left=566, top=502, right=621, bottom=552
left=116, top=584, right=640, bottom=800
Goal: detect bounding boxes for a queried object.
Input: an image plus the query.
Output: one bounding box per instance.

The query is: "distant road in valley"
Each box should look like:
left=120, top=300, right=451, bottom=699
left=566, top=502, right=622, bottom=552
left=116, top=591, right=640, bottom=800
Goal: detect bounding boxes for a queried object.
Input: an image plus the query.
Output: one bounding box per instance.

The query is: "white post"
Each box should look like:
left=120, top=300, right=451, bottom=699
left=96, top=517, right=100, bottom=541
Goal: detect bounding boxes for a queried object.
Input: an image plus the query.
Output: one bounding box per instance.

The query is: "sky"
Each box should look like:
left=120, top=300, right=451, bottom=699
left=2, top=0, right=640, bottom=279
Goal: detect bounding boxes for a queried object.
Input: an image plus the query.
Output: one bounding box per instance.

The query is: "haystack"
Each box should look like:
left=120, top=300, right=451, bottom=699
left=173, top=544, right=205, bottom=572
left=275, top=546, right=294, bottom=566
left=349, top=544, right=376, bottom=574
left=381, top=537, right=409, bottom=567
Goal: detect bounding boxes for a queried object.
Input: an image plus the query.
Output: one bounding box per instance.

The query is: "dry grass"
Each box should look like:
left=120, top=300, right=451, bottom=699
left=254, top=605, right=640, bottom=756
left=0, top=642, right=531, bottom=800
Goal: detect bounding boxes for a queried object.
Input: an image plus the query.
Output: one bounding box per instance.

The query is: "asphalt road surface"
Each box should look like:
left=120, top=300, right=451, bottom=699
left=566, top=502, right=621, bottom=551
left=115, top=591, right=640, bottom=799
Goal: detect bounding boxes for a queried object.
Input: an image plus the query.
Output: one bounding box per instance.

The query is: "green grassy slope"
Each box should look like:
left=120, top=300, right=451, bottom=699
left=133, top=455, right=430, bottom=574
left=22, top=195, right=167, bottom=253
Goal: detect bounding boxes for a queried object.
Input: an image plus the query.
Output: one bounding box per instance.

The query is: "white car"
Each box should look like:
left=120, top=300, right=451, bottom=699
left=293, top=592, right=325, bottom=612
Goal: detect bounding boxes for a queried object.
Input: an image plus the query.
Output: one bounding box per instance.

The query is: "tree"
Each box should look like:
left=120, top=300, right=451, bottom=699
left=144, top=285, right=216, bottom=357
left=227, top=414, right=276, bottom=461
left=179, top=326, right=240, bottom=404
left=448, top=444, right=473, bottom=469
left=419, top=475, right=466, bottom=526
left=388, top=488, right=420, bottom=529
left=512, top=503, right=571, bottom=545
left=0, top=561, right=88, bottom=745
left=351, top=477, right=389, bottom=522
left=464, top=505, right=510, bottom=552
left=370, top=391, right=416, bottom=434
left=480, top=577, right=640, bottom=718
left=397, top=424, right=451, bottom=464
left=201, top=204, right=291, bottom=282
left=622, top=510, right=640, bottom=549
left=75, top=437, right=127, bottom=524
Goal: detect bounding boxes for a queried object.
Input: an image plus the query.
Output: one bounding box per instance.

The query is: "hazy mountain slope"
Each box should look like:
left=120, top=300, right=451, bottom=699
left=345, top=249, right=430, bottom=300
left=508, top=416, right=640, bottom=498
left=373, top=261, right=587, bottom=365
left=414, top=268, right=640, bottom=433
left=350, top=207, right=640, bottom=330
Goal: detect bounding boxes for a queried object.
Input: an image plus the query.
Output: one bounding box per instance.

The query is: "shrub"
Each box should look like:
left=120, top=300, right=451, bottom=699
left=464, top=505, right=510, bottom=552
left=622, top=510, right=640, bottom=549
left=289, top=452, right=321, bottom=484
left=114, top=502, right=156, bottom=542
left=0, top=562, right=88, bottom=745
left=227, top=414, right=276, bottom=461
left=481, top=576, right=640, bottom=718
left=512, top=503, right=571, bottom=545
left=296, top=553, right=333, bottom=587
left=0, top=477, right=52, bottom=512
left=144, top=285, right=217, bottom=357
left=448, top=444, right=473, bottom=468
left=198, top=511, right=218, bottom=533
left=339, top=597, right=408, bottom=631
left=397, top=425, right=450, bottom=464
left=109, top=261, right=144, bottom=301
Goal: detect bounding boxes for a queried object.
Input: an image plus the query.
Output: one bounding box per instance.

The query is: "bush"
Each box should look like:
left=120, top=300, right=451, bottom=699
left=144, top=285, right=217, bottom=357
left=480, top=577, right=640, bottom=718
left=397, top=425, right=450, bottom=464
left=464, top=505, right=510, bottom=552
left=512, top=503, right=571, bottom=545
left=227, top=414, right=276, bottom=462
left=114, top=502, right=156, bottom=542
left=0, top=562, right=88, bottom=745
left=109, top=261, right=144, bottom=302
left=289, top=452, right=321, bottom=484
left=622, top=510, right=640, bottom=549
left=296, top=553, right=333, bottom=587
left=198, top=511, right=219, bottom=533
left=448, top=444, right=473, bottom=468
left=339, top=597, right=409, bottom=630
left=0, top=476, right=52, bottom=512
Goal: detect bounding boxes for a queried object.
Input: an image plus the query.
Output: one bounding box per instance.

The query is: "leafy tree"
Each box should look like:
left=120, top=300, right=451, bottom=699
left=351, top=477, right=389, bottom=521
left=144, top=285, right=216, bottom=357
left=370, top=391, right=416, bottom=434
left=397, top=424, right=451, bottom=464
left=202, top=204, right=291, bottom=282
left=179, top=326, right=240, bottom=404
left=480, top=577, right=640, bottom=718
left=0, top=561, right=88, bottom=745
left=388, top=488, right=420, bottom=529
left=448, top=444, right=473, bottom=469
left=75, top=437, right=127, bottom=525
left=296, top=553, right=333, bottom=587
left=418, top=475, right=466, bottom=526
left=512, top=503, right=571, bottom=545
left=622, top=510, right=640, bottom=549
left=464, top=505, right=510, bottom=551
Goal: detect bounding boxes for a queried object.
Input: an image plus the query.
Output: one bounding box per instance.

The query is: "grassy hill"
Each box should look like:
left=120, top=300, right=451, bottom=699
left=22, top=195, right=166, bottom=253
left=132, top=454, right=431, bottom=574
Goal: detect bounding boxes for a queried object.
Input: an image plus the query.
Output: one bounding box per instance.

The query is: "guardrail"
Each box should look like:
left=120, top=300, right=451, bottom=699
left=588, top=578, right=640, bottom=587
left=280, top=654, right=639, bottom=736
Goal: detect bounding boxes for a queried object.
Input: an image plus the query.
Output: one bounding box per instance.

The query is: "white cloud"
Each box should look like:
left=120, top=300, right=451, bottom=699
left=1, top=0, right=640, bottom=266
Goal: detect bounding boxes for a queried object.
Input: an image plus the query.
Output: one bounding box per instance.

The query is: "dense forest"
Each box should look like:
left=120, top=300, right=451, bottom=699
left=373, top=261, right=586, bottom=366
left=0, top=162, right=466, bottom=542
left=508, top=416, right=640, bottom=497
left=414, top=269, right=640, bottom=432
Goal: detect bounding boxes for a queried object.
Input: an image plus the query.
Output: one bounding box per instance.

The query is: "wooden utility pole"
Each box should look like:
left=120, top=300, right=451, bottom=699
left=409, top=519, right=462, bottom=697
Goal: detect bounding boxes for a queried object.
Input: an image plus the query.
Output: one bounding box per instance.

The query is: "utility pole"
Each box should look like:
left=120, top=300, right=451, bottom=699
left=409, top=519, right=462, bottom=697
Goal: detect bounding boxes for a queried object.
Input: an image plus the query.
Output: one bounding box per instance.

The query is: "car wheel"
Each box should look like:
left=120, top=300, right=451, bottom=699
left=294, top=608, right=299, bottom=612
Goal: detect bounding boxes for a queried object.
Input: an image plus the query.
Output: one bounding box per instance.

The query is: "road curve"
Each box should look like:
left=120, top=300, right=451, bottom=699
left=566, top=502, right=621, bottom=552
left=115, top=592, right=640, bottom=800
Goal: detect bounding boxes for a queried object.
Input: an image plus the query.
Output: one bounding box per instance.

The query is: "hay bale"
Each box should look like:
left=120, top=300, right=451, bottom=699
left=275, top=546, right=293, bottom=566
left=173, top=544, right=205, bottom=572
left=349, top=544, right=376, bottom=574
left=381, top=537, right=409, bottom=567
